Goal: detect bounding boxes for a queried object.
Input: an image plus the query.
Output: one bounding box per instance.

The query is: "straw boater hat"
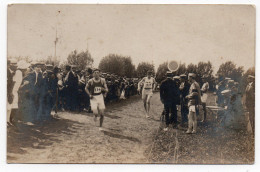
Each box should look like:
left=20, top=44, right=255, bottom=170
left=180, top=74, right=187, bottom=78
left=221, top=89, right=231, bottom=96
left=17, top=60, right=30, bottom=70
left=188, top=73, right=196, bottom=78
left=173, top=76, right=180, bottom=80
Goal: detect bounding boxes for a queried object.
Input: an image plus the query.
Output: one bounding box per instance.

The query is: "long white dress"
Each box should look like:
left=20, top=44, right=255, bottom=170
left=11, top=70, right=23, bottom=109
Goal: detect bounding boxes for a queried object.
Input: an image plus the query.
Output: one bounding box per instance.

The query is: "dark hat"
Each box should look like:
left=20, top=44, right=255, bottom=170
left=53, top=66, right=59, bottom=73
left=166, top=71, right=172, bottom=77
left=65, top=65, right=71, bottom=71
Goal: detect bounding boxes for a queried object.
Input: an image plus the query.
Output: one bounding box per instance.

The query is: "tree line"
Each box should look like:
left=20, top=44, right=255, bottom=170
left=9, top=50, right=254, bottom=91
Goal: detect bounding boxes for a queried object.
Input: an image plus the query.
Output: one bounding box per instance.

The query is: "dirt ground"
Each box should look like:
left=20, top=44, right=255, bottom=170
left=7, top=92, right=254, bottom=164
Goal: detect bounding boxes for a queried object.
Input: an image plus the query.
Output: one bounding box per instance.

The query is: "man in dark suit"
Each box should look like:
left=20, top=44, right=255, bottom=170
left=64, top=65, right=76, bottom=111
left=24, top=62, right=44, bottom=121
left=44, top=65, right=59, bottom=117
left=160, top=71, right=180, bottom=131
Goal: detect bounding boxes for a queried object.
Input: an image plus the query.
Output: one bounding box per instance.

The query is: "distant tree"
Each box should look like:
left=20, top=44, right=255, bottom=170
left=156, top=62, right=168, bottom=83
left=98, top=54, right=136, bottom=77
left=122, top=56, right=136, bottom=77
left=136, top=62, right=155, bottom=78
left=156, top=62, right=187, bottom=84
left=175, top=63, right=187, bottom=76
left=9, top=56, right=32, bottom=63
left=45, top=56, right=59, bottom=66
left=196, top=61, right=214, bottom=88
left=67, top=50, right=94, bottom=71
left=217, top=61, right=244, bottom=82
left=186, top=63, right=197, bottom=74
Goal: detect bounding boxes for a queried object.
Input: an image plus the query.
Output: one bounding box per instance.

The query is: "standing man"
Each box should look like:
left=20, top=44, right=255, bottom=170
left=201, top=76, right=209, bottom=122
left=85, top=69, right=108, bottom=130
left=160, top=71, right=180, bottom=131
left=7, top=60, right=14, bottom=125
left=245, top=75, right=255, bottom=134
left=64, top=65, right=74, bottom=111
left=186, top=73, right=202, bottom=134
left=179, top=74, right=191, bottom=127
left=138, top=71, right=156, bottom=118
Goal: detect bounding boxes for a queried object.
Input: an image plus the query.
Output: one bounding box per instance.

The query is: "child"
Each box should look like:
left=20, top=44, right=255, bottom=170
left=186, top=89, right=199, bottom=134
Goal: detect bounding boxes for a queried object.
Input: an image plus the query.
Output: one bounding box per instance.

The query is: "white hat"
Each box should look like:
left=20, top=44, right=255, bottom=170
left=221, top=89, right=231, bottom=95
left=17, top=60, right=30, bottom=70
left=173, top=76, right=180, bottom=80
left=188, top=73, right=196, bottom=78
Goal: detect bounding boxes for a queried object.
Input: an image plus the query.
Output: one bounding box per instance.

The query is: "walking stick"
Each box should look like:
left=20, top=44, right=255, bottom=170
left=55, top=87, right=58, bottom=114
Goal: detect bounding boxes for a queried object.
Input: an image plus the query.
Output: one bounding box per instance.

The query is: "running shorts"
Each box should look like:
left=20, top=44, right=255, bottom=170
left=90, top=94, right=106, bottom=112
left=142, top=88, right=153, bottom=100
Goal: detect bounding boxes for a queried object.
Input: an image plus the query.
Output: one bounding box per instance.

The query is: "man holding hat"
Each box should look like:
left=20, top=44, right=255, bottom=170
left=160, top=71, right=180, bottom=131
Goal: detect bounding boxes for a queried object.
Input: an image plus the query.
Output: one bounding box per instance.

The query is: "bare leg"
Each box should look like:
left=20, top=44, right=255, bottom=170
left=143, top=95, right=148, bottom=116
left=146, top=95, right=152, bottom=117
left=186, top=111, right=193, bottom=133
left=192, top=113, right=197, bottom=133
left=99, top=109, right=105, bottom=128
left=100, top=115, right=104, bottom=127
left=7, top=109, right=11, bottom=123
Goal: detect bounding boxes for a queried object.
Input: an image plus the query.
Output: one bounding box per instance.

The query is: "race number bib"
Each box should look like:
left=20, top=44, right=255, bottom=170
left=94, top=87, right=102, bottom=94
left=144, top=82, right=152, bottom=89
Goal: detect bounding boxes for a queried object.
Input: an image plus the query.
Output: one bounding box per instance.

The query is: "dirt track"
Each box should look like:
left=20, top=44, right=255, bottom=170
left=7, top=93, right=163, bottom=163
left=7, top=92, right=254, bottom=164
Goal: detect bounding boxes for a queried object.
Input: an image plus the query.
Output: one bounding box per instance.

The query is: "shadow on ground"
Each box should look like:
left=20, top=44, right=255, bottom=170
left=7, top=117, right=83, bottom=160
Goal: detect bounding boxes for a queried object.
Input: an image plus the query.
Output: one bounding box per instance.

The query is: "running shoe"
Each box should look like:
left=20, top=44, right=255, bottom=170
left=94, top=115, right=97, bottom=122
left=163, top=127, right=168, bottom=131
left=186, top=130, right=192, bottom=134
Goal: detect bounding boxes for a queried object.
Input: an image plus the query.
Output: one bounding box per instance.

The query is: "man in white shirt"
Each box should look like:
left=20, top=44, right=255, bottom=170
left=201, top=76, right=209, bottom=122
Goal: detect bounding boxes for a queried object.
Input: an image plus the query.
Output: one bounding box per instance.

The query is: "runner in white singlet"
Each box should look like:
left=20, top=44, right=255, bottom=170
left=85, top=69, right=108, bottom=130
left=137, top=71, right=156, bottom=118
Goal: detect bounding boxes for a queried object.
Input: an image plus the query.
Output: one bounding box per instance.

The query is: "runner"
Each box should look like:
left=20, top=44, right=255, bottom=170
left=138, top=71, right=156, bottom=118
left=85, top=68, right=108, bottom=130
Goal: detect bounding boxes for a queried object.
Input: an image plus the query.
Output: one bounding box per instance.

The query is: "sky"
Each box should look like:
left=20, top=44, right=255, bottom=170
left=8, top=4, right=255, bottom=73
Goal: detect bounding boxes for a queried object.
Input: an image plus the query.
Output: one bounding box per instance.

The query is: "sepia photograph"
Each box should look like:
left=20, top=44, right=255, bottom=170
left=6, top=4, right=255, bottom=164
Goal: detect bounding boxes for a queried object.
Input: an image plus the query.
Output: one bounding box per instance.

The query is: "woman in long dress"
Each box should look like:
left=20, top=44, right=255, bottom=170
left=8, top=66, right=23, bottom=123
left=10, top=61, right=30, bottom=124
